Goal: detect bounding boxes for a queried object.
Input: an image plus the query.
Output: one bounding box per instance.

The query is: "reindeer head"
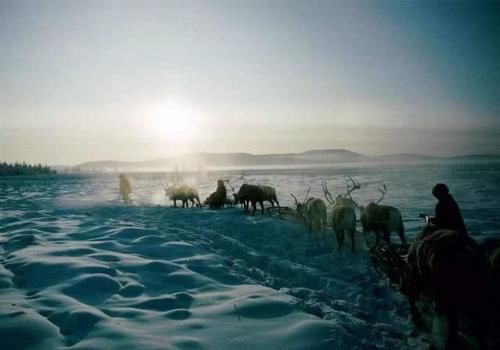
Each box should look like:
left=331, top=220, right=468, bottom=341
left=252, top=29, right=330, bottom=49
left=322, top=177, right=360, bottom=208
left=291, top=187, right=311, bottom=219
left=359, top=184, right=387, bottom=212
left=163, top=183, right=176, bottom=197
left=375, top=184, right=387, bottom=204
left=345, top=177, right=360, bottom=200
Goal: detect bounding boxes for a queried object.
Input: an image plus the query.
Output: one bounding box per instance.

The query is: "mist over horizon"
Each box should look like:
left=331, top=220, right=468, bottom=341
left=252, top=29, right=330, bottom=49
left=1, top=0, right=499, bottom=165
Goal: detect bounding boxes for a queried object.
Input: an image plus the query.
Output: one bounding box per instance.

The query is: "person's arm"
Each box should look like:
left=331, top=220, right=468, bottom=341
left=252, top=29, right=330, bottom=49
left=434, top=202, right=443, bottom=227
left=419, top=213, right=435, bottom=225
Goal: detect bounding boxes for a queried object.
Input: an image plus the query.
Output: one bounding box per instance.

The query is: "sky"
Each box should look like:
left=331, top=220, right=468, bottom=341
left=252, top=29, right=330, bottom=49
left=1, top=0, right=499, bottom=165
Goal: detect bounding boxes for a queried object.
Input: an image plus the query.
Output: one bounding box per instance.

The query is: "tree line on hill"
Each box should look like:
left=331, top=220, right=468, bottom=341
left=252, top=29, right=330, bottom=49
left=0, top=162, right=56, bottom=176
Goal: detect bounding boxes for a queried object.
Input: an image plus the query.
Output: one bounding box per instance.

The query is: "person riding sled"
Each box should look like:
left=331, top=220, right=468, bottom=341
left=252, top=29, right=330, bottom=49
left=429, top=183, right=467, bottom=235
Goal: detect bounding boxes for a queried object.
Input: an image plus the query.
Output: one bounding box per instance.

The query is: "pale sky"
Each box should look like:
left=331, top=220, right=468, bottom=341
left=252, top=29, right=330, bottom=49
left=1, top=0, right=499, bottom=165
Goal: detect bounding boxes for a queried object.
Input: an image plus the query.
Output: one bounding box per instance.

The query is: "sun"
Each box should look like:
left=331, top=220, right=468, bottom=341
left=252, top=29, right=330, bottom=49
left=143, top=98, right=201, bottom=141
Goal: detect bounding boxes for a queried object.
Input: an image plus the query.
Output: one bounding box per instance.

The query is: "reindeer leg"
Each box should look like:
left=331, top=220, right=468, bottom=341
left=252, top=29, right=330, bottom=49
left=336, top=229, right=344, bottom=250
left=251, top=201, right=257, bottom=216
left=350, top=230, right=355, bottom=253
left=362, top=232, right=368, bottom=247
left=399, top=224, right=406, bottom=245
left=173, top=199, right=177, bottom=208
left=384, top=230, right=391, bottom=245
left=260, top=201, right=264, bottom=215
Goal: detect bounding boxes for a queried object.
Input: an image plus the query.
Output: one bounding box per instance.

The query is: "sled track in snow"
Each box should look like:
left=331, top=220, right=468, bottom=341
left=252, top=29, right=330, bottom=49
left=131, top=207, right=414, bottom=349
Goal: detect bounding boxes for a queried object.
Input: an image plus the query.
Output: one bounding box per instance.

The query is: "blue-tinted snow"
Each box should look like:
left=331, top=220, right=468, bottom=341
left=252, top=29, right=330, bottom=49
left=1, top=162, right=499, bottom=349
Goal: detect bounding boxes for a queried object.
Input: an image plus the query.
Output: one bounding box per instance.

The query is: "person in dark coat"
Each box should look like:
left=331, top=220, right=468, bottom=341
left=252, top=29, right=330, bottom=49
left=431, top=183, right=467, bottom=234
left=204, top=179, right=227, bottom=209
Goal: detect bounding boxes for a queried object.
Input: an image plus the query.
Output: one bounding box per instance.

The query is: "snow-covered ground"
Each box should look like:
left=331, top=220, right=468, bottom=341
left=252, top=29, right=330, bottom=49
left=1, top=162, right=499, bottom=349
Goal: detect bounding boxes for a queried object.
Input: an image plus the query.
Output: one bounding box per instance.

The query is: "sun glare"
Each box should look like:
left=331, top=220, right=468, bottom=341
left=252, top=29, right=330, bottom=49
left=143, top=99, right=201, bottom=141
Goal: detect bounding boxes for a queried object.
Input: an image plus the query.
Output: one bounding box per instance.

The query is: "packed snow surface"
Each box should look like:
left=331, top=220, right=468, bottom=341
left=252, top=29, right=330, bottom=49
left=1, top=162, right=499, bottom=349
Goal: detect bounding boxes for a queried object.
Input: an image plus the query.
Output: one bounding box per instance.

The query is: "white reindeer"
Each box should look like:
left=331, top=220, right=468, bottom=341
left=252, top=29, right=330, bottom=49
left=322, top=178, right=359, bottom=252
left=163, top=183, right=201, bottom=208
left=291, top=188, right=327, bottom=237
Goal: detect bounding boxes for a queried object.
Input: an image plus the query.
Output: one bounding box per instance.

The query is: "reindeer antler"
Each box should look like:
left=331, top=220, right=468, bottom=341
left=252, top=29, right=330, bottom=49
left=290, top=193, right=299, bottom=206
left=345, top=177, right=360, bottom=199
left=224, top=178, right=236, bottom=195
left=239, top=175, right=248, bottom=184
left=343, top=177, right=362, bottom=209
left=376, top=184, right=387, bottom=204
left=303, top=187, right=311, bottom=202
left=321, top=181, right=335, bottom=205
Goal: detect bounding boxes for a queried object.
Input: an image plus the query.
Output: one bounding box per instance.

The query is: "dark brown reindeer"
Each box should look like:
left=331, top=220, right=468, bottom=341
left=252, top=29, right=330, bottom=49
left=237, top=183, right=265, bottom=215
left=259, top=185, right=280, bottom=208
left=233, top=176, right=280, bottom=215
left=358, top=184, right=406, bottom=246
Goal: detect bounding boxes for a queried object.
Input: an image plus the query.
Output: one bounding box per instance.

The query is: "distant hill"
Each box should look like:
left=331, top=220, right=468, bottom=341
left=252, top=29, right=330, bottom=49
left=377, top=153, right=439, bottom=162
left=70, top=149, right=500, bottom=173
left=449, top=154, right=500, bottom=161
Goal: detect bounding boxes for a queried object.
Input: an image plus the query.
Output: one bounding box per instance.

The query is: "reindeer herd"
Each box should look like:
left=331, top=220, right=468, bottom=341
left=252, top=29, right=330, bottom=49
left=161, top=176, right=406, bottom=253
left=289, top=177, right=406, bottom=252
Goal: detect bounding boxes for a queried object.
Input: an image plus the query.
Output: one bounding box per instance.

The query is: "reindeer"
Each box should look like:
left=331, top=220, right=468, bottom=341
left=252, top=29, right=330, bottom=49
left=291, top=188, right=327, bottom=237
left=401, top=228, right=491, bottom=350
left=259, top=185, right=280, bottom=208
left=322, top=177, right=359, bottom=252
left=237, top=183, right=264, bottom=215
left=224, top=178, right=240, bottom=207
left=357, top=185, right=405, bottom=246
left=163, top=183, right=201, bottom=208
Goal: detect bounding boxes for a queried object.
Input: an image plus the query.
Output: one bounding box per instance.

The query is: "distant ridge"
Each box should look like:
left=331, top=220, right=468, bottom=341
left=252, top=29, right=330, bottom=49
left=70, top=150, right=500, bottom=172
left=300, top=148, right=363, bottom=156
left=377, top=153, right=438, bottom=162
left=450, top=154, right=500, bottom=161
